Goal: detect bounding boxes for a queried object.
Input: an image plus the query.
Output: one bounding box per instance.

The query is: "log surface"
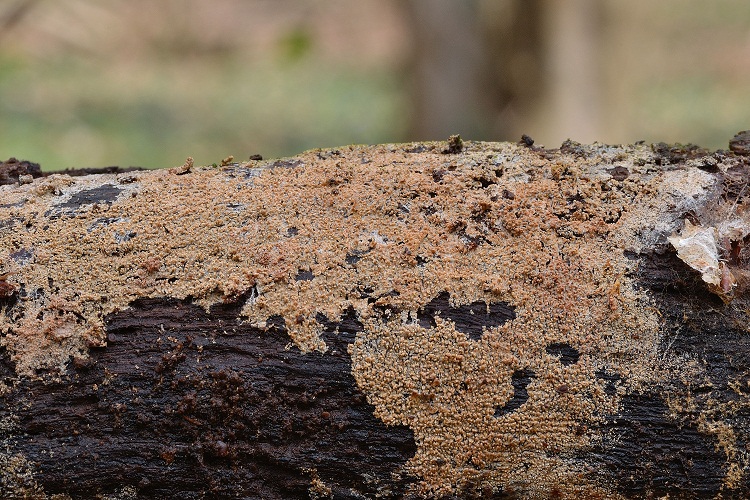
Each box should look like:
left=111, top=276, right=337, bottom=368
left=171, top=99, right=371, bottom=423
left=0, top=139, right=749, bottom=498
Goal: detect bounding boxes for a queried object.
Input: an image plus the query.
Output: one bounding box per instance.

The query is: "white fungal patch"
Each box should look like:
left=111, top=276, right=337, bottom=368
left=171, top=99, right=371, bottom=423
left=668, top=220, right=721, bottom=286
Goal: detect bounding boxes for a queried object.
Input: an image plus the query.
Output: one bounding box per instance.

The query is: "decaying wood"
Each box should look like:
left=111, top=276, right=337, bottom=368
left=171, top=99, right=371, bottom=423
left=0, top=137, right=749, bottom=498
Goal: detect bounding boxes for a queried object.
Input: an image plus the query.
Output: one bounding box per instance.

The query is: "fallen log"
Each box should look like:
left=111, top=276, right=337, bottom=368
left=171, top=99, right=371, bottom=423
left=0, top=136, right=749, bottom=498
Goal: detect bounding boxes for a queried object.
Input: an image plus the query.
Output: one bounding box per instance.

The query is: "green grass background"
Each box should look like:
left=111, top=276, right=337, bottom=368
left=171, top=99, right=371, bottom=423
left=0, top=0, right=748, bottom=171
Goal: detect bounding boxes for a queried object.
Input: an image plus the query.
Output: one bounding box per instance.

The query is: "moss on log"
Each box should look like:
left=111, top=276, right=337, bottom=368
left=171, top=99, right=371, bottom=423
left=0, top=138, right=749, bottom=498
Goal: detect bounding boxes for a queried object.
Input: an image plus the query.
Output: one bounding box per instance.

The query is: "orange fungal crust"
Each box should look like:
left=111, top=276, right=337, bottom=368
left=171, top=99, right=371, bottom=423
left=0, top=140, right=743, bottom=496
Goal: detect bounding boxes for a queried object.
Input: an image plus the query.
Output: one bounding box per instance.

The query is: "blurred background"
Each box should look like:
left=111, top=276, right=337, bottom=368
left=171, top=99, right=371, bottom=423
left=0, top=0, right=749, bottom=170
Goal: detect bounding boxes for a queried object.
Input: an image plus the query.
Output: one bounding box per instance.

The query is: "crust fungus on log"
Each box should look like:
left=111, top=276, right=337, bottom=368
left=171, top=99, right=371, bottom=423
left=0, top=136, right=749, bottom=499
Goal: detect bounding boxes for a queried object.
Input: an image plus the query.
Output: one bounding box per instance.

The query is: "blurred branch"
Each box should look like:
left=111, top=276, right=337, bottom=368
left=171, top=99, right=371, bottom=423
left=0, top=0, right=40, bottom=43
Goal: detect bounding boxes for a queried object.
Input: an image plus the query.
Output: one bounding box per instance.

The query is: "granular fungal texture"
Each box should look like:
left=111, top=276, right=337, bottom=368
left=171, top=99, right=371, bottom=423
left=1, top=140, right=749, bottom=498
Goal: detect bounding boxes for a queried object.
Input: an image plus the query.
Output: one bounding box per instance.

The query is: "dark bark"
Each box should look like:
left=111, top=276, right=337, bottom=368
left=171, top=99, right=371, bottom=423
left=589, top=251, right=750, bottom=498
left=0, top=158, right=41, bottom=186
left=0, top=296, right=417, bottom=499
left=0, top=158, right=144, bottom=186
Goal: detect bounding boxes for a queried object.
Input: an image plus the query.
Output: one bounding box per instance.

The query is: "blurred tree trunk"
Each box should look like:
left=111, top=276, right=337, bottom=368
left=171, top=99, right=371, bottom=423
left=537, top=0, right=603, bottom=145
left=403, top=0, right=491, bottom=140
left=403, top=0, right=603, bottom=146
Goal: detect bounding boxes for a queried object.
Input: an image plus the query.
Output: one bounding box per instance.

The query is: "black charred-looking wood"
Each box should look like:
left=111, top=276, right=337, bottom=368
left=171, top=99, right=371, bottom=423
left=593, top=394, right=727, bottom=497
left=586, top=250, right=750, bottom=498
left=0, top=297, right=417, bottom=499
left=0, top=161, right=142, bottom=186
left=56, top=166, right=145, bottom=177
left=545, top=343, right=580, bottom=366
left=0, top=158, right=42, bottom=185
left=416, top=291, right=516, bottom=341
left=729, top=130, right=750, bottom=156
left=650, top=142, right=709, bottom=166
left=494, top=369, right=535, bottom=417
